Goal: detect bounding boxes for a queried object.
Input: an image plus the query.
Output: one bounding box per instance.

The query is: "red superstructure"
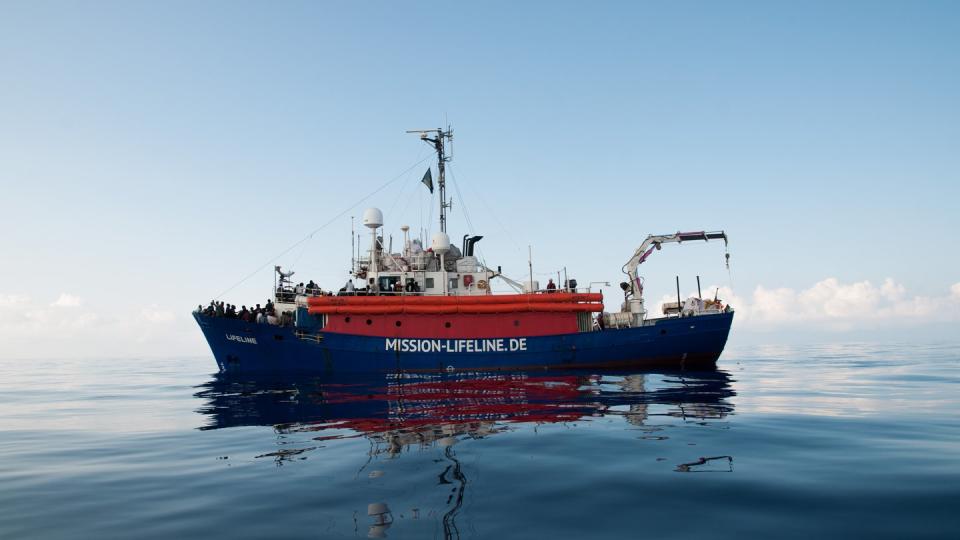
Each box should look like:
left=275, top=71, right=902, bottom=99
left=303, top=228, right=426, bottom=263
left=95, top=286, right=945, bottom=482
left=309, top=292, right=603, bottom=338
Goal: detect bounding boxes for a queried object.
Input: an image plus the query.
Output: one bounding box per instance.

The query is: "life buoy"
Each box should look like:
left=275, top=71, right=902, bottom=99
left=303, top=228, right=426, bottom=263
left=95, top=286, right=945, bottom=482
left=476, top=279, right=488, bottom=290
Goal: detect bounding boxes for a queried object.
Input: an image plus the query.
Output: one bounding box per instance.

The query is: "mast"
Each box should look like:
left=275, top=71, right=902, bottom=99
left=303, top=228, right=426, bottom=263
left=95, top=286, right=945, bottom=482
left=407, top=127, right=453, bottom=233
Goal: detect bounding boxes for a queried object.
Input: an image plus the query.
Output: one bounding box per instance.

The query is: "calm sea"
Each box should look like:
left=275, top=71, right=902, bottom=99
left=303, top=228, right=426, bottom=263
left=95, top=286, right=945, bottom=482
left=1, top=343, right=958, bottom=539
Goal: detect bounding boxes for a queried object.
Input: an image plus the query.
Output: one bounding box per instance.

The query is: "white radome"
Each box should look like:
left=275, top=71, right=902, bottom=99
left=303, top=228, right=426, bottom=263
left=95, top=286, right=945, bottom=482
left=431, top=232, right=451, bottom=253
left=362, top=208, right=384, bottom=229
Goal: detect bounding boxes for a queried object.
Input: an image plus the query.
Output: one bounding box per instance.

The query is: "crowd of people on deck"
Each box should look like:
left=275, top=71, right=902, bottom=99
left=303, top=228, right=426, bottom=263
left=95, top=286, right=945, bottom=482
left=196, top=299, right=293, bottom=326
left=198, top=276, right=578, bottom=325
left=276, top=280, right=330, bottom=302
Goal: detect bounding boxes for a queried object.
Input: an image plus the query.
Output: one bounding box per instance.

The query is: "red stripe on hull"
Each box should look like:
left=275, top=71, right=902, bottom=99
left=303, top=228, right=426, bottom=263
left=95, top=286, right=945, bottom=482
left=308, top=302, right=602, bottom=315
left=322, top=311, right=580, bottom=338
left=307, top=292, right=602, bottom=307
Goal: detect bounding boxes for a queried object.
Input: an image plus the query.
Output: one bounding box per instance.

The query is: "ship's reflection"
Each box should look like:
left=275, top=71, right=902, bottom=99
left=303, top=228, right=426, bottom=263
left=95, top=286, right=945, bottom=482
left=195, top=369, right=735, bottom=447
left=195, top=369, right=735, bottom=538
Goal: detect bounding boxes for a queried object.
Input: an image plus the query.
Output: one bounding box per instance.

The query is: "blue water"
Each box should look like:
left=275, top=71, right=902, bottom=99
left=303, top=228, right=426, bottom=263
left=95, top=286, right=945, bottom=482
left=1, top=344, right=958, bottom=539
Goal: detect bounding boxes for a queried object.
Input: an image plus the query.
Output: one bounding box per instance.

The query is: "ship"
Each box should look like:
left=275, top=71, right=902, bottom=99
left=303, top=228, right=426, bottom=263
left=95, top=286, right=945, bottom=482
left=194, top=128, right=734, bottom=373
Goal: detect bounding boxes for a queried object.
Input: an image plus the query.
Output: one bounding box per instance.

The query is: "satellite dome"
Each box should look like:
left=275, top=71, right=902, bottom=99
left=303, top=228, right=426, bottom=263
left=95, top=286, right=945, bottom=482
left=431, top=232, right=451, bottom=253
left=362, top=208, right=383, bottom=229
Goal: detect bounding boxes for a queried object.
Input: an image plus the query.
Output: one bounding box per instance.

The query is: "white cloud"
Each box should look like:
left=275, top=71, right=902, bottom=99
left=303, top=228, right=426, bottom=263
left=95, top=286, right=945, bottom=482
left=51, top=293, right=82, bottom=307
left=880, top=278, right=906, bottom=302
left=0, top=294, right=30, bottom=307
left=0, top=293, right=202, bottom=359
left=655, top=278, right=960, bottom=330
left=139, top=306, right=176, bottom=323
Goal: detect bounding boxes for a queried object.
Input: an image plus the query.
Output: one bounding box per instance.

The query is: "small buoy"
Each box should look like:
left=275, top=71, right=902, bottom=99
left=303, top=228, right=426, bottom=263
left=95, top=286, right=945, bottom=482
left=368, top=502, right=390, bottom=517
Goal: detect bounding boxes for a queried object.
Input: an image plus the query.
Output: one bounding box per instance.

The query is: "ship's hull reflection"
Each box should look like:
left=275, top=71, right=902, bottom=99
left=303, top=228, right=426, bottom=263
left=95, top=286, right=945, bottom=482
left=195, top=369, right=735, bottom=538
left=195, top=369, right=735, bottom=450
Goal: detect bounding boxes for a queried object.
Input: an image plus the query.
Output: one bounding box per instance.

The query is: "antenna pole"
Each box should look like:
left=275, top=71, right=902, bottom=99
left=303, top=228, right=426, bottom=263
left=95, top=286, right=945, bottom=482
left=676, top=276, right=682, bottom=316
left=528, top=245, right=534, bottom=293
left=408, top=127, right=453, bottom=233
left=438, top=129, right=447, bottom=234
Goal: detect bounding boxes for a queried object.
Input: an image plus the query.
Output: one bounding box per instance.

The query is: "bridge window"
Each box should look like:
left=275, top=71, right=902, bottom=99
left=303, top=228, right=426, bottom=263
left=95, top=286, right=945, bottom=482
left=378, top=276, right=400, bottom=292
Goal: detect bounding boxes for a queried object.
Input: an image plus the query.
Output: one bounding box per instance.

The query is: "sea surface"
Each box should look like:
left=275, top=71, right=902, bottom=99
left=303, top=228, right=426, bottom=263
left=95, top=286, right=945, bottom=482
left=1, top=343, right=958, bottom=539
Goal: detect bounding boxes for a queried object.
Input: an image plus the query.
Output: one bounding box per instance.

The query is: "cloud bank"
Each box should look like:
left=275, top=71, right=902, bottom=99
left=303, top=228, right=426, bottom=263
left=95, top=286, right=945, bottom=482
left=1, top=278, right=958, bottom=359
left=659, top=277, right=960, bottom=331
left=0, top=293, right=202, bottom=359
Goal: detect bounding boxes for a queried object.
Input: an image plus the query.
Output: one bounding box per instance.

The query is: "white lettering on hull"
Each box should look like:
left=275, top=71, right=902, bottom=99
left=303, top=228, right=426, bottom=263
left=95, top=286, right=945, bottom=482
left=226, top=334, right=258, bottom=345
left=385, top=338, right=526, bottom=353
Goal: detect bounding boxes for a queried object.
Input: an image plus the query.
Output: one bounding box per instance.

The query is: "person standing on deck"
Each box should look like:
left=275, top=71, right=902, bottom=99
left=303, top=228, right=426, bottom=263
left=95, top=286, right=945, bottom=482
left=546, top=279, right=557, bottom=293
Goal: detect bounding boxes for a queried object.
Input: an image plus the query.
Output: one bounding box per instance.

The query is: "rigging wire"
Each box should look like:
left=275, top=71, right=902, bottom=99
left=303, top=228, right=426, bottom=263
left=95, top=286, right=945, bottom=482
left=448, top=164, right=493, bottom=267
left=394, top=161, right=430, bottom=225
left=291, top=146, right=428, bottom=271
left=386, top=145, right=428, bottom=218
left=447, top=165, right=476, bottom=234
left=213, top=154, right=434, bottom=300
left=426, top=183, right=435, bottom=242
left=726, top=254, right=734, bottom=298
left=447, top=163, right=523, bottom=254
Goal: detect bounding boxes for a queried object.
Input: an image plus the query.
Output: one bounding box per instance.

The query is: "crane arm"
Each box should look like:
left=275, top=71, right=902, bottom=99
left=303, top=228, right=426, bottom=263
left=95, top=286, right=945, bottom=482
left=622, top=230, right=729, bottom=296
left=483, top=266, right=525, bottom=292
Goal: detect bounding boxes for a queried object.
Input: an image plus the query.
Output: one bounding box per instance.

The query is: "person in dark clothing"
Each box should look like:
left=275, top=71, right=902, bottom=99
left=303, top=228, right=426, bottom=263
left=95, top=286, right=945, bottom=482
left=546, top=279, right=557, bottom=293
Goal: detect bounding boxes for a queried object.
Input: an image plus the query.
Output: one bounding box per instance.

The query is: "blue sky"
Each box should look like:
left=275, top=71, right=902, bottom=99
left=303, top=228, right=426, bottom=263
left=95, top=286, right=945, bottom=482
left=1, top=1, right=958, bottom=357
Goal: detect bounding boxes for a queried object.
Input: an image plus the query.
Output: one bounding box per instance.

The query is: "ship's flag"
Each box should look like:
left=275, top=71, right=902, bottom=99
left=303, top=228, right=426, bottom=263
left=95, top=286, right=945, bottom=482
left=421, top=167, right=434, bottom=194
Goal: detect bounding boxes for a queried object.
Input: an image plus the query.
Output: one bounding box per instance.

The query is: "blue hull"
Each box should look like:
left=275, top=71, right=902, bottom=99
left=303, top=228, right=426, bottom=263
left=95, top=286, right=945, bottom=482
left=194, top=311, right=733, bottom=373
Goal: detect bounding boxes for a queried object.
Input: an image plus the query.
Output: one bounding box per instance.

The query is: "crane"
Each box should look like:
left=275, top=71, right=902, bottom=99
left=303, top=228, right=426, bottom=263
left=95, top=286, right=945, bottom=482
left=620, top=231, right=729, bottom=324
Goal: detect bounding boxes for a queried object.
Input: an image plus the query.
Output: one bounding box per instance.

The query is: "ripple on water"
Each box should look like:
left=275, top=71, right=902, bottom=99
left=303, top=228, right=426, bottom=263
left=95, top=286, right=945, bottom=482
left=0, top=346, right=958, bottom=539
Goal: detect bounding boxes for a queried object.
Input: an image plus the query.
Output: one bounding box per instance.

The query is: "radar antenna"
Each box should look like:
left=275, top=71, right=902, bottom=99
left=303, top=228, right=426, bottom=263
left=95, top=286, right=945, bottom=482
left=407, top=127, right=453, bottom=233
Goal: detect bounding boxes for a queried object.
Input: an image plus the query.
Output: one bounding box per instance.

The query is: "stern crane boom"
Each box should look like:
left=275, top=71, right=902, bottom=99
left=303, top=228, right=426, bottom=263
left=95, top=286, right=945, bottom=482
left=620, top=231, right=729, bottom=324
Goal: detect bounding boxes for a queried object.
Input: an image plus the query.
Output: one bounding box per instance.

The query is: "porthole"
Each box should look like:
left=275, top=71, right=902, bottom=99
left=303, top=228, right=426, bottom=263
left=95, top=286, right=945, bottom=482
left=345, top=316, right=351, bottom=323
left=445, top=322, right=452, bottom=328
left=366, top=319, right=373, bottom=325
left=395, top=320, right=402, bottom=327
left=514, top=320, right=520, bottom=327
left=660, top=329, right=667, bottom=335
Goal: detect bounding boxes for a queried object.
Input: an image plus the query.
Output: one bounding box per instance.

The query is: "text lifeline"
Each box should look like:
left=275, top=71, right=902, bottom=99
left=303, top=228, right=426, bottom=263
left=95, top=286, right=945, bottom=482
left=385, top=338, right=528, bottom=353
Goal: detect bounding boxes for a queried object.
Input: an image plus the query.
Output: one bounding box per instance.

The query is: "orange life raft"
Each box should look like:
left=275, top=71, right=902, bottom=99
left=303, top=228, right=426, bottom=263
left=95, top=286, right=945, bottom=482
left=306, top=292, right=604, bottom=315
left=306, top=292, right=601, bottom=307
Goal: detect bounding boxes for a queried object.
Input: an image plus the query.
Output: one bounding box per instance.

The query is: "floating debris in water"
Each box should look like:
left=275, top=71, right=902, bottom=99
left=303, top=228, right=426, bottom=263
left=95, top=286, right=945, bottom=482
left=675, top=455, right=733, bottom=473
left=254, top=447, right=316, bottom=459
